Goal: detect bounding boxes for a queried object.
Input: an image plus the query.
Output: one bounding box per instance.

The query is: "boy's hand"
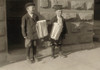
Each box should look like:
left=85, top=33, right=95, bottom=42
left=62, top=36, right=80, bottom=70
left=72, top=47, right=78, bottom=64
left=41, top=39, right=44, bottom=42
left=24, top=37, right=27, bottom=39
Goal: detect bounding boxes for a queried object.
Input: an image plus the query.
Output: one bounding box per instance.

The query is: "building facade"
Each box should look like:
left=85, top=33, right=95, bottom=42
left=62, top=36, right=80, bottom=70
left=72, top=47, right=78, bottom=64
left=0, top=0, right=94, bottom=66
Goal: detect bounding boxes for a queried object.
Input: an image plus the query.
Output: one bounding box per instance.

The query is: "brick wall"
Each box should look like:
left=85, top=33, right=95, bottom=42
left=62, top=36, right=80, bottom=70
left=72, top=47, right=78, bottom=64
left=37, top=0, right=94, bottom=45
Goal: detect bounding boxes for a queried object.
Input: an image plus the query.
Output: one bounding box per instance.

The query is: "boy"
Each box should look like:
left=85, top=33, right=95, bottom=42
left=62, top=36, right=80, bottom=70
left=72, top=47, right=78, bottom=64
left=50, top=5, right=67, bottom=58
left=21, top=2, right=39, bottom=63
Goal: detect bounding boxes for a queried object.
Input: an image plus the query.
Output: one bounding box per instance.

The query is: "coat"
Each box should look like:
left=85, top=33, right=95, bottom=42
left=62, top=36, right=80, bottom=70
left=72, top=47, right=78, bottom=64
left=21, top=13, right=39, bottom=40
left=50, top=16, right=68, bottom=39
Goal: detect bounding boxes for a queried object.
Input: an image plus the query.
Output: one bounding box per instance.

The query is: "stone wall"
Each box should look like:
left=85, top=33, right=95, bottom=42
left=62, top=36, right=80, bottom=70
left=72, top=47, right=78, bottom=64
left=0, top=0, right=7, bottom=52
left=0, top=0, right=7, bottom=65
left=37, top=0, right=94, bottom=45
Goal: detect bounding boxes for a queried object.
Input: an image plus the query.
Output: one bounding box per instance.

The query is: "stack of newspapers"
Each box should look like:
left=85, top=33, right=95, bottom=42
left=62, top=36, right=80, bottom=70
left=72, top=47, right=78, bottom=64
left=36, top=20, right=48, bottom=39
left=50, top=22, right=63, bottom=40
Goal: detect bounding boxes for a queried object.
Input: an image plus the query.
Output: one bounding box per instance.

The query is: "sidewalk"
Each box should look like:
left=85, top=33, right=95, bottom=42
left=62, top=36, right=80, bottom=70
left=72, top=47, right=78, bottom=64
left=1, top=46, right=100, bottom=70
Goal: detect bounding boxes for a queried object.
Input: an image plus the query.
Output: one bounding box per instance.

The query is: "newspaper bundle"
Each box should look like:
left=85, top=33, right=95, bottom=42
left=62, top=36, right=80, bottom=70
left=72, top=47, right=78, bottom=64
left=36, top=20, right=48, bottom=39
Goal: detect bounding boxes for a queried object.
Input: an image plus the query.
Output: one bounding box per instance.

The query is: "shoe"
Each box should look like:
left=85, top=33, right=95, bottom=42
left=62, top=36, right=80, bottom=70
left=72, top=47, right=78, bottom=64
left=26, top=59, right=33, bottom=64
left=33, top=55, right=38, bottom=62
left=58, top=52, right=63, bottom=56
left=51, top=54, right=56, bottom=59
left=58, top=52, right=65, bottom=58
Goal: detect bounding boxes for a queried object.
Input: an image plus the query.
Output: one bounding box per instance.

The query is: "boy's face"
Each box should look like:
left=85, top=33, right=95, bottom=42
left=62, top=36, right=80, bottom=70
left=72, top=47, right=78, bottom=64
left=26, top=6, right=35, bottom=14
left=55, top=10, right=62, bottom=16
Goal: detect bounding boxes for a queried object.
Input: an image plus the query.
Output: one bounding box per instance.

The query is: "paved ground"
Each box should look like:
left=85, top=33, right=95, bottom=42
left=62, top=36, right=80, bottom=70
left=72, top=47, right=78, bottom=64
left=6, top=43, right=94, bottom=63
left=1, top=45, right=100, bottom=70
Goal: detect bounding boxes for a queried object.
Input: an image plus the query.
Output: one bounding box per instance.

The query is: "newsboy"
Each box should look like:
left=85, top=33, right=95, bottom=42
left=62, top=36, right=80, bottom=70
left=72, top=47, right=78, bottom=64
left=21, top=2, right=39, bottom=63
left=50, top=5, right=67, bottom=58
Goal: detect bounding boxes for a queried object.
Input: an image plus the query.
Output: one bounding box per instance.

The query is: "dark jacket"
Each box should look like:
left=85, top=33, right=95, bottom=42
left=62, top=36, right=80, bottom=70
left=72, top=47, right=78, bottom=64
left=21, top=13, right=39, bottom=40
left=50, top=16, right=68, bottom=39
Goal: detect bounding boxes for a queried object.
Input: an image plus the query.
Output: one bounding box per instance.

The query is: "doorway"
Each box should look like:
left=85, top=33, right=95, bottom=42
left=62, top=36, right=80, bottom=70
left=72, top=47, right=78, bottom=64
left=6, top=0, right=33, bottom=62
left=94, top=0, right=100, bottom=42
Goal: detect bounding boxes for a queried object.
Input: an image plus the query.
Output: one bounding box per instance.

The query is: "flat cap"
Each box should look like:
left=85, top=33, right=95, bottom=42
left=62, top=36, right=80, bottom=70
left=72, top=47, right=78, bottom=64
left=53, top=5, right=62, bottom=11
left=25, top=2, right=35, bottom=8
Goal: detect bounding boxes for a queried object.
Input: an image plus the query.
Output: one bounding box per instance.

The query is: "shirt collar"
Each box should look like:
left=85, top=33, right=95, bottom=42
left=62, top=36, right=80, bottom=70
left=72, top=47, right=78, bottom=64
left=28, top=13, right=33, bottom=18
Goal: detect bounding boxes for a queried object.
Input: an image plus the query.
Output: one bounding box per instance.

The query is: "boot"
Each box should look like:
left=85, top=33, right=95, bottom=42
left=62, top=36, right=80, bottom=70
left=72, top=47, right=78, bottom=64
left=26, top=57, right=33, bottom=64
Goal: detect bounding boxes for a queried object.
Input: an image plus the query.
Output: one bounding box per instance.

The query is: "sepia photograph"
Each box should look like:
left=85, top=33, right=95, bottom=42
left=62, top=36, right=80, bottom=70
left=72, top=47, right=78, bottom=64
left=0, top=0, right=100, bottom=70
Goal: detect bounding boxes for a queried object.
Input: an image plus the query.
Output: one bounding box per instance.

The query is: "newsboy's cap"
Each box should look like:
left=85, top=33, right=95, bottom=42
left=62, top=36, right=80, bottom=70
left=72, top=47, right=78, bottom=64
left=25, top=2, right=35, bottom=8
left=53, top=5, right=62, bottom=11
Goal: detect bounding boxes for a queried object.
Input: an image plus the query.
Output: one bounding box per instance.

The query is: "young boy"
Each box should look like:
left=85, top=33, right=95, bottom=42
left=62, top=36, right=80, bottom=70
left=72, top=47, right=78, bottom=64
left=50, top=5, right=67, bottom=58
left=21, top=2, right=39, bottom=63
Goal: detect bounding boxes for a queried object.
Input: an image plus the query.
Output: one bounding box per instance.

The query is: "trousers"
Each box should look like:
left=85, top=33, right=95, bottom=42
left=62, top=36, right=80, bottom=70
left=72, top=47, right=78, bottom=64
left=26, top=40, right=37, bottom=59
